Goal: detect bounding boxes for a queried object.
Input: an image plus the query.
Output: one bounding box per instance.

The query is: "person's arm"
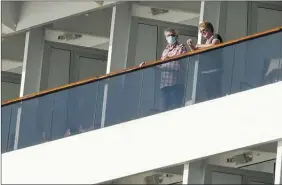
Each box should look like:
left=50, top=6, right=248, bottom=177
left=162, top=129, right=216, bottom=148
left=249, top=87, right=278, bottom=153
left=159, top=45, right=187, bottom=71
left=176, top=44, right=188, bottom=55
left=156, top=49, right=169, bottom=69
left=139, top=49, right=168, bottom=68
left=196, top=39, right=220, bottom=49
left=176, top=45, right=187, bottom=72
left=187, top=39, right=197, bottom=51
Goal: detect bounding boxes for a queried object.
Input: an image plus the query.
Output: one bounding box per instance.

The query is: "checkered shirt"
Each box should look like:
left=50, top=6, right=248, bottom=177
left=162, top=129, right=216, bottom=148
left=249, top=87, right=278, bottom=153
left=157, top=43, right=187, bottom=89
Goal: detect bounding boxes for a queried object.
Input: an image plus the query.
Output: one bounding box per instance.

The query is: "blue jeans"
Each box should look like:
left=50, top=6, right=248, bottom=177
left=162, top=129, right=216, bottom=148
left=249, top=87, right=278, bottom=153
left=160, top=84, right=184, bottom=111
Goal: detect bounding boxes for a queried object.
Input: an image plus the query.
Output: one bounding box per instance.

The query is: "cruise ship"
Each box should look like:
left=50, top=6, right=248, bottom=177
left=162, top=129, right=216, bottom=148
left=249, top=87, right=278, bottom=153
left=1, top=1, right=282, bottom=184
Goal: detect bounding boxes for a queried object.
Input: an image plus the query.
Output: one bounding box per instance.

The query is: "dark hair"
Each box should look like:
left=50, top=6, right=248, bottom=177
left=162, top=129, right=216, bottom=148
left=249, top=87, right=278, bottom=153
left=214, top=34, right=223, bottom=43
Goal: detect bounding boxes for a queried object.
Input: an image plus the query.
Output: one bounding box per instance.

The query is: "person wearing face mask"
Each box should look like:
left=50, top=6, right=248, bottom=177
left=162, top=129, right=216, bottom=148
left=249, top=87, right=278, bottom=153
left=140, top=28, right=187, bottom=111
left=187, top=21, right=223, bottom=51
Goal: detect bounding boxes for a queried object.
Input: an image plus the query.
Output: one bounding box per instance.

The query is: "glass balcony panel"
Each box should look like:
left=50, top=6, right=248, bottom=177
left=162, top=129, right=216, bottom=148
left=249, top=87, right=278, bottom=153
left=140, top=57, right=192, bottom=116
left=1, top=29, right=282, bottom=152
left=65, top=82, right=100, bottom=136
left=6, top=103, right=21, bottom=152
left=50, top=90, right=70, bottom=140
left=17, top=94, right=55, bottom=149
left=183, top=55, right=199, bottom=106
left=194, top=45, right=235, bottom=103
left=138, top=66, right=160, bottom=117
left=1, top=104, right=12, bottom=153
left=99, top=70, right=143, bottom=127
left=36, top=93, right=56, bottom=143
left=231, top=31, right=282, bottom=93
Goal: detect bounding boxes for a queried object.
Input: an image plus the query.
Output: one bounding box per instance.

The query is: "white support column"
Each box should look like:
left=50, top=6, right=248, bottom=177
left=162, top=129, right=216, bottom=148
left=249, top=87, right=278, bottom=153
left=107, top=2, right=132, bottom=73
left=275, top=140, right=282, bottom=184
left=14, top=28, right=45, bottom=150
left=198, top=1, right=227, bottom=44
left=20, top=28, right=45, bottom=96
left=182, top=160, right=206, bottom=184
left=101, top=3, right=132, bottom=128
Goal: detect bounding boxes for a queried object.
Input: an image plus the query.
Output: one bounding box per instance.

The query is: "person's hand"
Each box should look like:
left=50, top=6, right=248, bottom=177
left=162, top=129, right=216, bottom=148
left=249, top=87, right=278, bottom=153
left=161, top=56, right=167, bottom=61
left=139, top=62, right=146, bottom=67
left=187, top=39, right=193, bottom=46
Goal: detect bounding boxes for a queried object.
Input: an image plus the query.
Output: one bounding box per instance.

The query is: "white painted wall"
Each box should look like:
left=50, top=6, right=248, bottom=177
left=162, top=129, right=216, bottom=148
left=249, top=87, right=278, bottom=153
left=51, top=7, right=113, bottom=38
left=1, top=59, right=23, bottom=74
left=1, top=1, right=22, bottom=31
left=2, top=82, right=282, bottom=184
left=224, top=2, right=248, bottom=41
left=131, top=4, right=199, bottom=24
left=45, top=29, right=109, bottom=49
left=257, top=7, right=282, bottom=32
left=1, top=82, right=20, bottom=102
left=223, top=2, right=282, bottom=41
left=9, top=1, right=119, bottom=34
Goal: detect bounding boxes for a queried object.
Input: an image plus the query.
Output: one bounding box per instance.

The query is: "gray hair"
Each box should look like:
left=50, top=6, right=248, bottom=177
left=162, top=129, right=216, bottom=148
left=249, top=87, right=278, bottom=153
left=164, top=28, right=178, bottom=38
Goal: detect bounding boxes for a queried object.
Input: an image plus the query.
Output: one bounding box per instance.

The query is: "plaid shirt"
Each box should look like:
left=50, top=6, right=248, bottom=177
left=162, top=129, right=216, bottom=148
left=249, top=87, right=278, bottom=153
left=157, top=43, right=187, bottom=89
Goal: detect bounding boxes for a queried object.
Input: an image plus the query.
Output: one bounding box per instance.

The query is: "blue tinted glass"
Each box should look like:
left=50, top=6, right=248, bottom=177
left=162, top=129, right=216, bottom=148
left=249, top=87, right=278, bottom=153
left=1, top=104, right=12, bottom=153
left=66, top=82, right=99, bottom=136
left=183, top=55, right=199, bottom=106
left=17, top=99, right=39, bottom=149
left=231, top=31, right=282, bottom=93
left=139, top=66, right=160, bottom=117
left=140, top=57, right=191, bottom=115
left=34, top=93, right=55, bottom=143
left=50, top=90, right=69, bottom=140
left=7, top=103, right=21, bottom=152
left=99, top=70, right=143, bottom=127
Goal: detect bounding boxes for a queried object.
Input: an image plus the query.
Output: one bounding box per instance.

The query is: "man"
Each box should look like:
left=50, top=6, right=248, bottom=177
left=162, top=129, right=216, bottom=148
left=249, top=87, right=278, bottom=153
left=187, top=21, right=223, bottom=50
left=140, top=28, right=187, bottom=111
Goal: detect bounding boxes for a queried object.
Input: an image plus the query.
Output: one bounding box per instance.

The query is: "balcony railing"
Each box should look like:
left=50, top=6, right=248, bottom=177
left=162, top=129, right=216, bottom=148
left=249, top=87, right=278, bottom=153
left=2, top=26, right=282, bottom=153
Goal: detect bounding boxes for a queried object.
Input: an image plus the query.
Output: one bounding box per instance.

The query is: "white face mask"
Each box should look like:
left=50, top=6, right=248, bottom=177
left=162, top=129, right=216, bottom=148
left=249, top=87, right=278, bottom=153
left=166, top=36, right=176, bottom=45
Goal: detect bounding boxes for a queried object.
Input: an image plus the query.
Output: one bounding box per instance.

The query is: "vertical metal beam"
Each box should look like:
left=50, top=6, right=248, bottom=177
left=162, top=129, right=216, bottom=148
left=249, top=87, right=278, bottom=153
left=101, top=3, right=132, bottom=128
left=275, top=140, right=282, bottom=184
left=182, top=163, right=190, bottom=184
left=14, top=28, right=45, bottom=150
left=182, top=160, right=206, bottom=184
left=106, top=2, right=132, bottom=73
left=20, top=28, right=45, bottom=96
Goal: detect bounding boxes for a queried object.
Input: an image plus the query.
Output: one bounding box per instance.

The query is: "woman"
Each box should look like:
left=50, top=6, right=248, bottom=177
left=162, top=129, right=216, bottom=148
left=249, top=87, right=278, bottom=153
left=187, top=21, right=223, bottom=51
left=187, top=21, right=224, bottom=102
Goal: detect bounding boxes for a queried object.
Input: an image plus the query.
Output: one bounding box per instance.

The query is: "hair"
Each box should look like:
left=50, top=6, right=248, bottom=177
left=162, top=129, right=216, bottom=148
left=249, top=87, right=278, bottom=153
left=199, top=21, right=214, bottom=33
left=164, top=28, right=178, bottom=38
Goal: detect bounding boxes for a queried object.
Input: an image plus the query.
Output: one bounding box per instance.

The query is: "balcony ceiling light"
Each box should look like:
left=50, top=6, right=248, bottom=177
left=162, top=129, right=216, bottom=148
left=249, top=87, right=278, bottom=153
left=151, top=8, right=169, bottom=15
left=94, top=1, right=103, bottom=6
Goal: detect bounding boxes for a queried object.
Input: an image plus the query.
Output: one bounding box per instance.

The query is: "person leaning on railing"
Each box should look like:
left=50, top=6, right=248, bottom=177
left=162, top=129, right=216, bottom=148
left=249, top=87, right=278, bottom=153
left=187, top=21, right=223, bottom=50
left=187, top=21, right=224, bottom=102
left=140, top=28, right=187, bottom=111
